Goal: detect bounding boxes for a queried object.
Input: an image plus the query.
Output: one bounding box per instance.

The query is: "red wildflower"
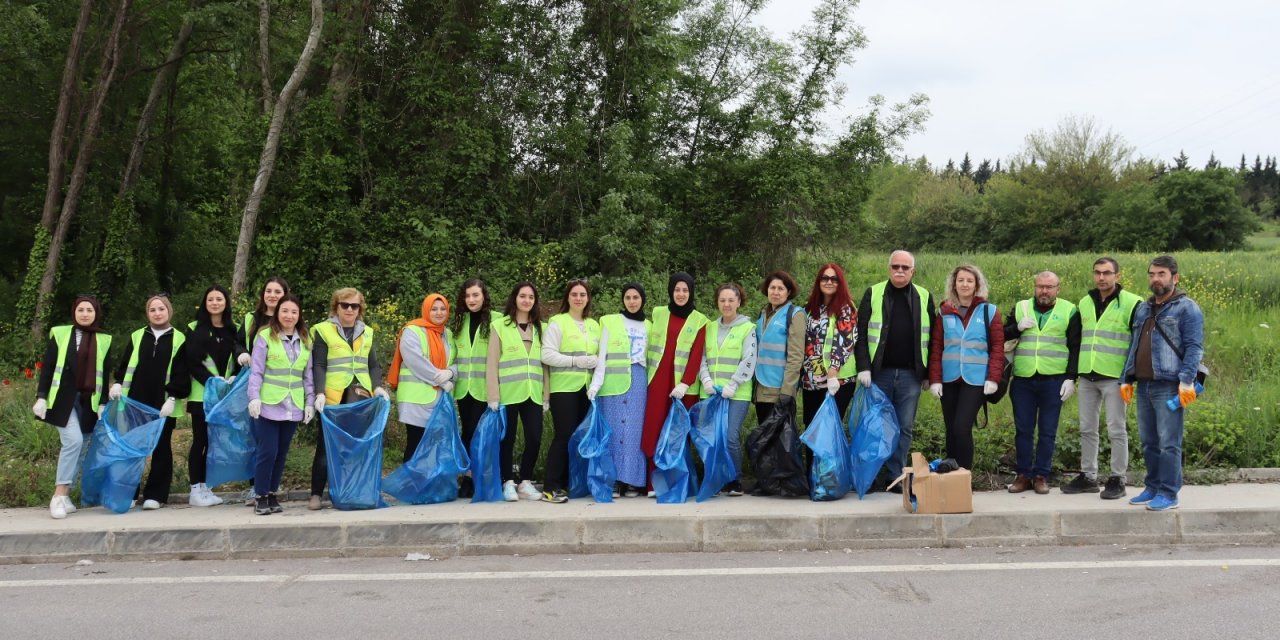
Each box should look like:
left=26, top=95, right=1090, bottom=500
left=24, top=368, right=33, bottom=378
left=35, top=362, right=43, bottom=370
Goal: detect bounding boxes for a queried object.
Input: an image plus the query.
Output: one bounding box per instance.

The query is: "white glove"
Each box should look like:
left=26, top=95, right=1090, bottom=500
left=1017, top=315, right=1036, bottom=331
left=248, top=399, right=262, bottom=419
left=826, top=377, right=840, bottom=396
left=857, top=371, right=872, bottom=388
left=671, top=383, right=689, bottom=399
left=32, top=399, right=47, bottom=419
left=314, top=395, right=326, bottom=412
left=304, top=406, right=315, bottom=423
left=721, top=383, right=738, bottom=399
left=159, top=398, right=175, bottom=418
left=224, top=374, right=236, bottom=384
left=1060, top=379, right=1075, bottom=402
left=442, top=381, right=454, bottom=393
left=432, top=369, right=453, bottom=385
left=929, top=383, right=943, bottom=399
left=586, top=386, right=599, bottom=401
left=701, top=377, right=715, bottom=391
left=373, top=387, right=389, bottom=399
left=98, top=405, right=106, bottom=418
left=487, top=400, right=500, bottom=412
left=237, top=353, right=251, bottom=367
left=984, top=381, right=998, bottom=396
left=109, top=383, right=123, bottom=400
left=573, top=356, right=597, bottom=369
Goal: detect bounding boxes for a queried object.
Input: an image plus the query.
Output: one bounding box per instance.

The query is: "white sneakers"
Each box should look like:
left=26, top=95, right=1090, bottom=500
left=141, top=499, right=162, bottom=510
left=502, top=480, right=519, bottom=502
left=61, top=496, right=77, bottom=513
left=516, top=480, right=541, bottom=501
left=188, top=483, right=224, bottom=507
left=49, top=496, right=67, bottom=519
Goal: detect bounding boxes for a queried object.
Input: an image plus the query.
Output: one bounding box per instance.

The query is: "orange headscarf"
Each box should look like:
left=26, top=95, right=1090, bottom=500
left=387, top=294, right=450, bottom=390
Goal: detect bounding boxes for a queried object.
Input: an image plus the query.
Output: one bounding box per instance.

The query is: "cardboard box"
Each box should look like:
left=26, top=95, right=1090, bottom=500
left=887, top=452, right=972, bottom=514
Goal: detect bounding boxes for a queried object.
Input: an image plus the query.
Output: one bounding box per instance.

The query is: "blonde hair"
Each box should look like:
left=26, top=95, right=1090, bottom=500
left=144, top=294, right=174, bottom=321
left=329, top=287, right=366, bottom=319
left=945, top=264, right=989, bottom=307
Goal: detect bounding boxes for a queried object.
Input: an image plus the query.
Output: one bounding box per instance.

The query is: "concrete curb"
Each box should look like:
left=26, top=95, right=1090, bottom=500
left=3, top=508, right=1277, bottom=564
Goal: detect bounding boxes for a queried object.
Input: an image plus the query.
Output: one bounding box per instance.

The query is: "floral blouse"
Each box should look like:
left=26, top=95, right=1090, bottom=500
left=802, top=303, right=857, bottom=390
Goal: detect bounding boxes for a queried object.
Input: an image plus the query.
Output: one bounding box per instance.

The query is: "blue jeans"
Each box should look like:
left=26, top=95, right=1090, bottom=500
left=1010, top=375, right=1065, bottom=477
left=252, top=417, right=299, bottom=496
left=875, top=368, right=923, bottom=480
left=726, top=399, right=749, bottom=479
left=1135, top=380, right=1184, bottom=499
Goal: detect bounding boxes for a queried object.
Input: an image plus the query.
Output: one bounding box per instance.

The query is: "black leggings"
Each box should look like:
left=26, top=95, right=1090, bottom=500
left=545, top=390, right=589, bottom=492
left=139, top=417, right=177, bottom=503
left=187, top=402, right=209, bottom=485
left=940, top=381, right=985, bottom=470
left=457, top=395, right=487, bottom=455
left=502, top=399, right=544, bottom=483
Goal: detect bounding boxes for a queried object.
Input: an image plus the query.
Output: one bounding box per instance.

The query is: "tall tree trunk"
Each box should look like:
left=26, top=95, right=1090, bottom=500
left=258, top=0, right=274, bottom=115
left=30, top=0, right=133, bottom=341
left=119, top=18, right=194, bottom=197
left=232, top=0, right=324, bottom=298
left=39, top=0, right=95, bottom=230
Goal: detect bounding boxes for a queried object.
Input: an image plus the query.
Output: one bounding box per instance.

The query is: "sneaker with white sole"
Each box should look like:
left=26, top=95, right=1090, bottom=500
left=141, top=499, right=162, bottom=510
left=203, top=485, right=224, bottom=505
left=50, top=496, right=67, bottom=520
left=502, top=480, right=519, bottom=502
left=61, top=495, right=77, bottom=513
left=541, top=490, right=568, bottom=504
left=516, top=480, right=541, bottom=500
left=189, top=484, right=219, bottom=507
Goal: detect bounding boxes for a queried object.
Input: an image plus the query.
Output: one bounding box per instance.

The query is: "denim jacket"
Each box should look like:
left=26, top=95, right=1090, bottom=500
left=1122, top=290, right=1204, bottom=385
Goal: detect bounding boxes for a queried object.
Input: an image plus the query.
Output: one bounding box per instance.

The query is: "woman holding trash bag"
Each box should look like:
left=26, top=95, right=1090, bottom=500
left=238, top=277, right=290, bottom=363
left=588, top=283, right=650, bottom=498
left=185, top=285, right=248, bottom=507
left=390, top=293, right=456, bottom=465
left=801, top=263, right=859, bottom=427
left=451, top=279, right=502, bottom=498
left=698, top=283, right=757, bottom=496
left=486, top=282, right=550, bottom=502
left=928, top=264, right=1005, bottom=470
left=246, top=295, right=315, bottom=516
left=310, top=287, right=389, bottom=510
left=33, top=295, right=113, bottom=520
left=753, top=271, right=806, bottom=421
left=540, top=279, right=600, bottom=503
left=110, top=294, right=191, bottom=510
left=641, top=272, right=708, bottom=495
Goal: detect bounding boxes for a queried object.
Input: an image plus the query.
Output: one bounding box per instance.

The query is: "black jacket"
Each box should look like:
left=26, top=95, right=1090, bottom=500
left=854, top=281, right=937, bottom=380
left=113, top=327, right=192, bottom=410
left=35, top=331, right=112, bottom=433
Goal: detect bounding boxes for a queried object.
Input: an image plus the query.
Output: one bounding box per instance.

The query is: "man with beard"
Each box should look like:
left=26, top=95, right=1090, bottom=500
left=1004, top=271, right=1081, bottom=494
left=1120, top=256, right=1205, bottom=511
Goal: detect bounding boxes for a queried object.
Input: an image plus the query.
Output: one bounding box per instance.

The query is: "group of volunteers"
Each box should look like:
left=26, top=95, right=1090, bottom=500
left=31, top=251, right=1204, bottom=519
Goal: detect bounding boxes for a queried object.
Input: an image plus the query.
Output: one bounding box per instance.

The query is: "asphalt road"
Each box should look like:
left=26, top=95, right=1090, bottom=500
left=3, top=545, right=1278, bottom=639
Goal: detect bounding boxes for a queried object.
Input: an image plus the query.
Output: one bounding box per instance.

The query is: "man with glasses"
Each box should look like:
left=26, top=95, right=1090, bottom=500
left=1062, top=258, right=1141, bottom=499
left=1004, top=271, right=1081, bottom=494
left=855, top=250, right=937, bottom=490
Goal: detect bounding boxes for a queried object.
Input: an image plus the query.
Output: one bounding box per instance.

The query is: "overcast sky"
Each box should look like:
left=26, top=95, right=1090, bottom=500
left=755, top=0, right=1279, bottom=168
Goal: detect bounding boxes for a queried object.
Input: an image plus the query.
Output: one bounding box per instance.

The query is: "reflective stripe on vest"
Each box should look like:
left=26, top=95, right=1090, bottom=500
left=866, top=281, right=932, bottom=366
left=47, top=326, right=112, bottom=411
left=755, top=302, right=798, bottom=388
left=941, top=303, right=992, bottom=386
left=547, top=314, right=601, bottom=393
left=494, top=319, right=545, bottom=405
left=258, top=329, right=311, bottom=408
left=312, top=321, right=373, bottom=393
left=122, top=328, right=187, bottom=418
left=186, top=320, right=238, bottom=405
left=700, top=321, right=755, bottom=401
left=598, top=314, right=649, bottom=397
left=647, top=307, right=709, bottom=396
left=1013, top=299, right=1076, bottom=377
left=397, top=325, right=453, bottom=406
left=1078, top=290, right=1140, bottom=378
left=453, top=310, right=503, bottom=402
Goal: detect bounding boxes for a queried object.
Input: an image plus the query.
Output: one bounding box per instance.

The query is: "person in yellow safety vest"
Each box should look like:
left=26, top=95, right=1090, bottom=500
left=1003, top=271, right=1082, bottom=496
left=451, top=278, right=502, bottom=499
left=390, top=293, right=455, bottom=463
left=800, top=263, right=858, bottom=429
left=309, top=288, right=389, bottom=511
left=246, top=295, right=315, bottom=516
left=698, top=283, right=757, bottom=497
left=539, top=279, right=600, bottom=503
left=587, top=283, right=650, bottom=498
left=237, top=276, right=290, bottom=374
left=1062, top=257, right=1141, bottom=500
left=185, top=284, right=249, bottom=507
left=854, top=250, right=937, bottom=491
left=485, top=282, right=550, bottom=503
left=641, top=272, right=708, bottom=496
left=109, top=294, right=191, bottom=511
left=33, top=295, right=113, bottom=520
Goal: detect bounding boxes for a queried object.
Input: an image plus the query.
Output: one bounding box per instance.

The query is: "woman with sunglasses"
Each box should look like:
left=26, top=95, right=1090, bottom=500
left=185, top=285, right=248, bottom=506
left=246, top=295, right=314, bottom=515
left=308, top=288, right=388, bottom=510
left=641, top=272, right=708, bottom=496
left=801, top=264, right=859, bottom=427
left=33, top=295, right=113, bottom=519
left=109, top=294, right=191, bottom=510
left=540, top=279, right=600, bottom=503
left=485, top=282, right=549, bottom=502
left=451, top=279, right=502, bottom=498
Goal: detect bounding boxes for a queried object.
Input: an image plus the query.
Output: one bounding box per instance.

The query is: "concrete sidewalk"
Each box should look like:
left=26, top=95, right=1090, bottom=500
left=2, top=484, right=1277, bottom=564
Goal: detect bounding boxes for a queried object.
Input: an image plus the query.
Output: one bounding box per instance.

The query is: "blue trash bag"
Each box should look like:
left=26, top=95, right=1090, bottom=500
left=203, top=374, right=256, bottom=489
left=470, top=407, right=508, bottom=503
left=847, top=383, right=901, bottom=498
left=567, top=417, right=590, bottom=499
left=689, top=394, right=738, bottom=502
left=320, top=396, right=390, bottom=510
left=79, top=398, right=166, bottom=513
left=383, top=393, right=471, bottom=505
left=799, top=395, right=853, bottom=501
left=653, top=400, right=699, bottom=504
left=577, top=401, right=616, bottom=503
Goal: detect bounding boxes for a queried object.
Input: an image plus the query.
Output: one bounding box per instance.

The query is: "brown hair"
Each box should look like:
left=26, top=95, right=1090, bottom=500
left=759, top=270, right=799, bottom=299
left=714, top=282, right=748, bottom=308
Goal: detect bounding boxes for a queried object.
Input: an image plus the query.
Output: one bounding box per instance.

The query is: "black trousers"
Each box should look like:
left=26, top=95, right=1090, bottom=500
left=187, top=402, right=209, bottom=485
left=940, top=381, right=985, bottom=470
left=457, top=395, right=487, bottom=454
left=502, top=399, right=544, bottom=483
left=139, top=417, right=177, bottom=503
left=311, top=422, right=329, bottom=497
left=545, top=390, right=589, bottom=492
left=801, top=383, right=856, bottom=429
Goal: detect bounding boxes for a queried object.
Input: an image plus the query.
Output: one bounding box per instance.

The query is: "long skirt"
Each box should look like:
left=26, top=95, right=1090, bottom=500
left=600, top=363, right=648, bottom=487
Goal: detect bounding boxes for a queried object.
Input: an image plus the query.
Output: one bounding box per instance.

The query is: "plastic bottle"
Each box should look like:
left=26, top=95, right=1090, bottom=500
left=1166, top=382, right=1205, bottom=411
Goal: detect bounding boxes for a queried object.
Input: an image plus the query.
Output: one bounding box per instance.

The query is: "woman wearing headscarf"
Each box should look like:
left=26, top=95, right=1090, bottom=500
left=588, top=283, right=650, bottom=497
left=640, top=272, right=708, bottom=495
left=185, top=285, right=248, bottom=507
left=33, top=295, right=113, bottom=519
left=389, top=293, right=457, bottom=464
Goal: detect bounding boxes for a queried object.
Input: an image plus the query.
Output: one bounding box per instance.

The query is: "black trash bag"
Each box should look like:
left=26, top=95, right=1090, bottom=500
left=745, top=396, right=809, bottom=497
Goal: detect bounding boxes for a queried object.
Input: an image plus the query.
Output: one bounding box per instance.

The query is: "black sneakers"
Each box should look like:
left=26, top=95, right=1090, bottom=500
left=1100, top=475, right=1127, bottom=500
left=254, top=495, right=271, bottom=516
left=1060, top=472, right=1100, bottom=494
left=267, top=493, right=282, bottom=513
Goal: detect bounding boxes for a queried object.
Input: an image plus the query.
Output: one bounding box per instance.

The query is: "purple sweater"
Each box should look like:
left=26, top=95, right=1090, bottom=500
left=248, top=331, right=315, bottom=422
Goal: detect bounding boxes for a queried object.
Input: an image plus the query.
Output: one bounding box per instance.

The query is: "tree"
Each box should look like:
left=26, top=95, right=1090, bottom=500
left=959, top=152, right=972, bottom=178
left=1022, top=114, right=1134, bottom=174
left=1159, top=168, right=1259, bottom=251
left=1172, top=149, right=1190, bottom=171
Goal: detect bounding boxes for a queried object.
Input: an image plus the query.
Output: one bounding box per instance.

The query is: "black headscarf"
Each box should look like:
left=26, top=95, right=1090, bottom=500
left=70, top=295, right=104, bottom=394
left=621, top=283, right=646, bottom=322
left=667, top=272, right=695, bottom=319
